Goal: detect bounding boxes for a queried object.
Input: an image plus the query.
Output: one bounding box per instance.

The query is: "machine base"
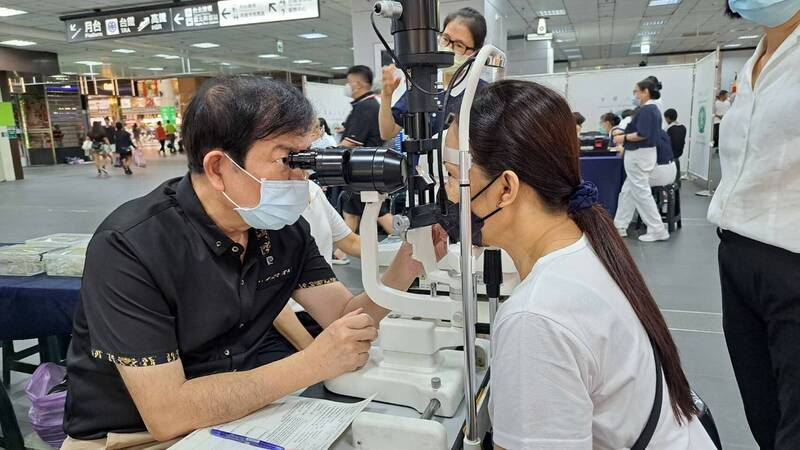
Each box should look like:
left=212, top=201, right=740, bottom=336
left=324, top=349, right=465, bottom=417
left=351, top=412, right=448, bottom=450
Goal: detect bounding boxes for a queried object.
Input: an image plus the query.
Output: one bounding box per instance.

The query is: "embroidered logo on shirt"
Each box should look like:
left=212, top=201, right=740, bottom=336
left=257, top=267, right=292, bottom=286
left=90, top=348, right=180, bottom=366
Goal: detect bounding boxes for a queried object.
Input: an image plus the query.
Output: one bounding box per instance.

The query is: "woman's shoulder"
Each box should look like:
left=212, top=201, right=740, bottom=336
left=506, top=241, right=635, bottom=326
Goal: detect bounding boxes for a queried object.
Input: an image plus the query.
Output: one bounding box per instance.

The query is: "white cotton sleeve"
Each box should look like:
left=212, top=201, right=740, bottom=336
left=491, top=311, right=596, bottom=450
left=324, top=196, right=352, bottom=243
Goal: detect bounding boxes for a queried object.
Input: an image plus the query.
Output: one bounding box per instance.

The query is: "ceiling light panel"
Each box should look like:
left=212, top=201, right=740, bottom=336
left=0, top=7, right=26, bottom=17
left=293, top=59, right=313, bottom=64
left=75, top=60, right=103, bottom=65
left=0, top=39, right=36, bottom=46
left=258, top=54, right=282, bottom=58
left=112, top=49, right=136, bottom=53
left=642, top=18, right=667, bottom=27
left=537, top=9, right=566, bottom=16
left=648, top=0, right=681, bottom=6
left=738, top=35, right=761, bottom=39
left=192, top=42, right=219, bottom=48
left=298, top=33, right=328, bottom=39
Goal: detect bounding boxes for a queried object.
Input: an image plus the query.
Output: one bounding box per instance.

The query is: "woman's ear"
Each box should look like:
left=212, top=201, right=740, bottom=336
left=498, top=170, right=520, bottom=208
left=203, top=149, right=227, bottom=192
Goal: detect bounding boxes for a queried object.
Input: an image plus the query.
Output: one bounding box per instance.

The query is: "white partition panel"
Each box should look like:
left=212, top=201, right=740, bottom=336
left=687, top=52, right=718, bottom=181
left=507, top=73, right=568, bottom=97
left=303, top=81, right=353, bottom=130
left=565, top=64, right=695, bottom=134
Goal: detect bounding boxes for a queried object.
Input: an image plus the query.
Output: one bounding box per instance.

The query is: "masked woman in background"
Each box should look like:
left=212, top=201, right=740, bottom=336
left=440, top=80, right=716, bottom=449
left=378, top=7, right=487, bottom=146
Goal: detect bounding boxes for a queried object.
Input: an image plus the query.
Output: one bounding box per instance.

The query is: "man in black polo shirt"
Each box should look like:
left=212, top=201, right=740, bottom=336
left=339, top=65, right=394, bottom=234
left=62, top=75, right=442, bottom=448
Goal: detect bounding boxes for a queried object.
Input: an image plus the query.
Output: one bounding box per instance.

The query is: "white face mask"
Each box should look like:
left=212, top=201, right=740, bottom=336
left=439, top=45, right=471, bottom=76
left=221, top=154, right=310, bottom=230
left=343, top=83, right=353, bottom=98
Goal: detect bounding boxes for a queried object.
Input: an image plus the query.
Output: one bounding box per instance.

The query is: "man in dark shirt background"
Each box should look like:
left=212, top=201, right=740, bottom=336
left=62, top=75, right=443, bottom=449
left=103, top=116, right=116, bottom=146
left=664, top=108, right=686, bottom=185
left=338, top=65, right=394, bottom=234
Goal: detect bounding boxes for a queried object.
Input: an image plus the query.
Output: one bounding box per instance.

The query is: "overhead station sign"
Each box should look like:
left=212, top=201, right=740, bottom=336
left=218, top=0, right=320, bottom=27
left=63, top=0, right=319, bottom=43
left=65, top=3, right=219, bottom=42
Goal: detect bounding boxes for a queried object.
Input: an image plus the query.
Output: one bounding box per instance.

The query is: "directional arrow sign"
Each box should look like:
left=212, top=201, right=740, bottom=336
left=218, top=0, right=320, bottom=27
left=173, top=13, right=184, bottom=25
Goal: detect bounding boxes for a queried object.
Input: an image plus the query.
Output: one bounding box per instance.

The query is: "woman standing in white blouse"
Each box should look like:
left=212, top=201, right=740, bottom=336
left=709, top=2, right=800, bottom=448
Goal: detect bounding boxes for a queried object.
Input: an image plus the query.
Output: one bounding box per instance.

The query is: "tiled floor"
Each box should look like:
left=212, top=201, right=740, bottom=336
left=1, top=148, right=756, bottom=449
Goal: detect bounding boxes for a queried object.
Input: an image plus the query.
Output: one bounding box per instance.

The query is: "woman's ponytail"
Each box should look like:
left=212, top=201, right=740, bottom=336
left=569, top=203, right=697, bottom=423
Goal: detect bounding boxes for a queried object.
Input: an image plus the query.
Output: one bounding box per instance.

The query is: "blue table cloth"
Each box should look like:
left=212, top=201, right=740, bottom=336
left=580, top=155, right=625, bottom=215
left=0, top=275, right=80, bottom=340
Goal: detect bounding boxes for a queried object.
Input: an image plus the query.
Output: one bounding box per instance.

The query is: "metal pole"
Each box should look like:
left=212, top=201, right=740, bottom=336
left=456, top=44, right=506, bottom=448
left=421, top=398, right=441, bottom=420
left=458, top=152, right=479, bottom=444
left=695, top=144, right=716, bottom=197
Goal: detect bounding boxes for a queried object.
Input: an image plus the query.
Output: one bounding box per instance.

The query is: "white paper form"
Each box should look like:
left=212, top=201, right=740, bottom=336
left=169, top=395, right=373, bottom=450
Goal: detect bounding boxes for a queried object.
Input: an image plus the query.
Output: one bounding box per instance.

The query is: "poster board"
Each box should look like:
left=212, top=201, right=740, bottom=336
left=564, top=64, right=695, bottom=134
left=0, top=102, right=14, bottom=126
left=506, top=73, right=567, bottom=97
left=303, top=80, right=352, bottom=130
left=687, top=52, right=718, bottom=180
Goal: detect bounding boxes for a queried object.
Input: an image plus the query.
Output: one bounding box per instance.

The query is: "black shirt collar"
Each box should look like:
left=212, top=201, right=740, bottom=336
left=175, top=174, right=238, bottom=256
left=350, top=91, right=374, bottom=105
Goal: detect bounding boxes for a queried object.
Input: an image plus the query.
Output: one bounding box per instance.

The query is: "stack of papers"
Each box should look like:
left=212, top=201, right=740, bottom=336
left=170, top=396, right=373, bottom=450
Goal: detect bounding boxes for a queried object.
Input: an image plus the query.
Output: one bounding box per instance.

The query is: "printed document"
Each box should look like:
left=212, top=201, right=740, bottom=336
left=169, top=395, right=373, bottom=450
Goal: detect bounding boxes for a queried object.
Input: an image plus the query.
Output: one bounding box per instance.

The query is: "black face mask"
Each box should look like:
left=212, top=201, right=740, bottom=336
left=436, top=175, right=502, bottom=247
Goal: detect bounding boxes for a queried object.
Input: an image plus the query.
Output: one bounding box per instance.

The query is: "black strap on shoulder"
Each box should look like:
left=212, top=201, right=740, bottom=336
left=631, top=339, right=663, bottom=450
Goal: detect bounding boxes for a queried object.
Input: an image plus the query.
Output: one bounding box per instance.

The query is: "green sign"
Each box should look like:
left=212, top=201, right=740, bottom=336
left=698, top=105, right=707, bottom=134
left=0, top=102, right=15, bottom=127
left=160, top=106, right=177, bottom=125
left=7, top=128, right=18, bottom=139
left=277, top=40, right=284, bottom=54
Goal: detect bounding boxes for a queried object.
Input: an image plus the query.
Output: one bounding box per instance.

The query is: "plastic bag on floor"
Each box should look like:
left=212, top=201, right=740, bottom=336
left=24, top=363, right=68, bottom=449
left=134, top=147, right=147, bottom=167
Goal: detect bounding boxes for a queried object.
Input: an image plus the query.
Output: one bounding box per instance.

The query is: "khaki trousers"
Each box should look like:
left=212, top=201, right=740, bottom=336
left=61, top=431, right=181, bottom=450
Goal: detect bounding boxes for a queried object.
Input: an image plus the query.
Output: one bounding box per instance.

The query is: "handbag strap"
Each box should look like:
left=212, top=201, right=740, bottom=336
left=631, top=339, right=663, bottom=450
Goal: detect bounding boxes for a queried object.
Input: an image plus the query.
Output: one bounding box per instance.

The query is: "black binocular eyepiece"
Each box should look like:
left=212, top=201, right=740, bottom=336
left=287, top=147, right=407, bottom=194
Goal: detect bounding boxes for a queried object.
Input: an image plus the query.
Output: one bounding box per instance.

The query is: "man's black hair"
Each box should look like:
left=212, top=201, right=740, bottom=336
left=115, top=122, right=123, bottom=130
left=182, top=75, right=315, bottom=173
left=664, top=108, right=678, bottom=121
left=601, top=112, right=620, bottom=126
left=443, top=7, right=487, bottom=49
left=346, top=65, right=373, bottom=86
left=621, top=109, right=634, bottom=119
left=718, top=90, right=729, bottom=98
left=573, top=111, right=586, bottom=126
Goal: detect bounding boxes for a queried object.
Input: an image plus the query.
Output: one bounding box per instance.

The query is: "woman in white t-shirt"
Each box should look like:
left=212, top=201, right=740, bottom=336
left=442, top=80, right=715, bottom=449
